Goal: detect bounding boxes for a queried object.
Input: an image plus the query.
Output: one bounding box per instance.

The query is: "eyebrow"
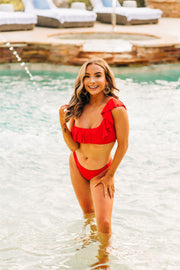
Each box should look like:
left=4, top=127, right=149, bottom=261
left=85, top=72, right=102, bottom=75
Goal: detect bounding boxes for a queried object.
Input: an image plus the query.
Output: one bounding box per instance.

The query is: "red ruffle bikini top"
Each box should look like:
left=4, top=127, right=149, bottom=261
left=72, top=98, right=127, bottom=144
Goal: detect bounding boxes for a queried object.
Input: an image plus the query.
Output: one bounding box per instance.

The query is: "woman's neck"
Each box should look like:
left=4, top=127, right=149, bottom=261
left=89, top=93, right=107, bottom=106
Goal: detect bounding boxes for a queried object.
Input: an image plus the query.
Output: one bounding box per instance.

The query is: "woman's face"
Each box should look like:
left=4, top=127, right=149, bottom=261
left=83, top=64, right=107, bottom=96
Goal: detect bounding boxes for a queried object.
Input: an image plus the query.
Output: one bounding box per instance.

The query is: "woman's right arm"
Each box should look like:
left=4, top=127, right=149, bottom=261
left=59, top=105, right=80, bottom=152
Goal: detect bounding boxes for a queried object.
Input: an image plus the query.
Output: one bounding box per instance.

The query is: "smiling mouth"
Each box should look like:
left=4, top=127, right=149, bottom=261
left=89, top=86, right=98, bottom=89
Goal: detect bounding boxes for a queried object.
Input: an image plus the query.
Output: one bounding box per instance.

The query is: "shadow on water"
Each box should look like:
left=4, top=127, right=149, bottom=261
left=72, top=213, right=112, bottom=270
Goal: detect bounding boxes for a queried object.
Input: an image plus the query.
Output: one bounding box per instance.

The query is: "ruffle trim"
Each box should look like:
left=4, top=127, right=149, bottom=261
left=72, top=98, right=126, bottom=143
left=101, top=98, right=126, bottom=138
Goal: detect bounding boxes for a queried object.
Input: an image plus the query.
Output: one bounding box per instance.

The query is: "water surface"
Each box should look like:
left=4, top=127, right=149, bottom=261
left=0, top=64, right=180, bottom=269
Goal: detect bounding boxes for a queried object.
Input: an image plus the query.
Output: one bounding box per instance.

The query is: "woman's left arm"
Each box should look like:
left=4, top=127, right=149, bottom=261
left=94, top=106, right=129, bottom=198
left=106, top=106, right=129, bottom=178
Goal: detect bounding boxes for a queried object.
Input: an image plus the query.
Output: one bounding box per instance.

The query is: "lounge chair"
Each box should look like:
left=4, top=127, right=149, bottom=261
left=0, top=1, right=37, bottom=31
left=91, top=0, right=162, bottom=25
left=27, top=0, right=96, bottom=28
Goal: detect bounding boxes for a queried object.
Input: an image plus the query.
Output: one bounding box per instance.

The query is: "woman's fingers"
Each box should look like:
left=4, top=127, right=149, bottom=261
left=94, top=180, right=106, bottom=197
left=62, top=105, right=69, bottom=112
left=108, top=186, right=115, bottom=198
left=104, top=184, right=108, bottom=198
left=59, top=104, right=69, bottom=113
left=108, top=186, right=112, bottom=198
left=59, top=104, right=70, bottom=124
left=94, top=180, right=102, bottom=188
left=94, top=180, right=115, bottom=198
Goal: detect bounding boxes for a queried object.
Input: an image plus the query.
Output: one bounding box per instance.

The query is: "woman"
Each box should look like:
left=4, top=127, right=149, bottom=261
left=59, top=58, right=129, bottom=235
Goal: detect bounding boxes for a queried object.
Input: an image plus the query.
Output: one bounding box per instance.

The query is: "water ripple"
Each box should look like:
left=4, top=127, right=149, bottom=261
left=0, top=66, right=180, bottom=269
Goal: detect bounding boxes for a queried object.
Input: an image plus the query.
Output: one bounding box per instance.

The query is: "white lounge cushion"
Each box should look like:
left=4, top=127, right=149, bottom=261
left=32, top=8, right=96, bottom=23
left=92, top=0, right=162, bottom=21
left=94, top=7, right=162, bottom=21
left=26, top=0, right=96, bottom=23
left=0, top=11, right=37, bottom=25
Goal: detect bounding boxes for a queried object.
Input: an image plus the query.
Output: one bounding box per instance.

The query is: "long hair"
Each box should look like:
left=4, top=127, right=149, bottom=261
left=65, top=58, right=119, bottom=122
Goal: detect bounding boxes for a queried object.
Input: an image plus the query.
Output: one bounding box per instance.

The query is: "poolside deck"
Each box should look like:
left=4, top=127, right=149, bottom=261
left=0, top=18, right=180, bottom=66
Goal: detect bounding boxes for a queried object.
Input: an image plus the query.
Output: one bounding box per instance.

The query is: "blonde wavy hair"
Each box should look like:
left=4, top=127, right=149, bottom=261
left=65, top=58, right=119, bottom=122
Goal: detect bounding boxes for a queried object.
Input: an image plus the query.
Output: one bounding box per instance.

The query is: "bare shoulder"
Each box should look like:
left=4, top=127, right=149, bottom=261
left=112, top=106, right=128, bottom=121
left=112, top=106, right=129, bottom=141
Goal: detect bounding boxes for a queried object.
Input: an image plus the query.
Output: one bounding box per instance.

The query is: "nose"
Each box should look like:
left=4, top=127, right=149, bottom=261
left=90, top=76, right=95, bottom=83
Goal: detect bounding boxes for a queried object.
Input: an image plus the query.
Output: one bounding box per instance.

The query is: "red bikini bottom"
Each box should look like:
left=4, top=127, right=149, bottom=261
left=73, top=151, right=112, bottom=181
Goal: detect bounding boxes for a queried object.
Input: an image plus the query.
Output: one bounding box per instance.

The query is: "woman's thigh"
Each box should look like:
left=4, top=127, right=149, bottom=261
left=90, top=178, right=114, bottom=233
left=69, top=153, right=94, bottom=214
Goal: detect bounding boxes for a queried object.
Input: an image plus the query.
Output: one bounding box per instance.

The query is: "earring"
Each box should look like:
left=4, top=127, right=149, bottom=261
left=82, top=87, right=88, bottom=95
left=103, top=84, right=110, bottom=95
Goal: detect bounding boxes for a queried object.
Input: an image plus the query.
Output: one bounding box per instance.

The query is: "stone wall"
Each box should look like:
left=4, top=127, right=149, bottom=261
left=0, top=41, right=180, bottom=66
left=0, top=43, right=83, bottom=65
left=132, top=44, right=180, bottom=64
left=147, top=0, right=180, bottom=17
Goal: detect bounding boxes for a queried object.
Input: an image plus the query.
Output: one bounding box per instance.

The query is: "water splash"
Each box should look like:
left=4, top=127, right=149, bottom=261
left=0, top=34, right=40, bottom=90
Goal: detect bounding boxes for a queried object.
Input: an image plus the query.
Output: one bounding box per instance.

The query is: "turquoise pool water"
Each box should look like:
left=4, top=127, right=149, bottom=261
left=0, top=65, right=180, bottom=269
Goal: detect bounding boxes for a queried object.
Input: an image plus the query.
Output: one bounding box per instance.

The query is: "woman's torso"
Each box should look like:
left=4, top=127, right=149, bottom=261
left=71, top=97, right=126, bottom=170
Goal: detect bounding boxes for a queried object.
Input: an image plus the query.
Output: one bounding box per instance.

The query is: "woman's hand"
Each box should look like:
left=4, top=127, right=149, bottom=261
left=93, top=171, right=115, bottom=199
left=59, top=104, right=69, bottom=126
